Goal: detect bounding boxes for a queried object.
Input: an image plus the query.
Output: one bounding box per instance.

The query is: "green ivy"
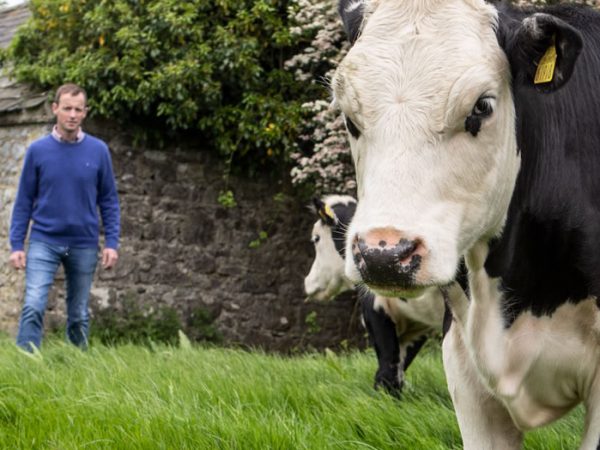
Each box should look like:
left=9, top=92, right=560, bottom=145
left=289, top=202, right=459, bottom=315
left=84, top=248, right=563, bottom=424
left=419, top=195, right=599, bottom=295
left=304, top=311, right=320, bottom=334
left=186, top=307, right=222, bottom=343
left=217, top=189, right=237, bottom=208
left=248, top=230, right=268, bottom=248
left=91, top=294, right=182, bottom=346
left=3, top=0, right=307, bottom=175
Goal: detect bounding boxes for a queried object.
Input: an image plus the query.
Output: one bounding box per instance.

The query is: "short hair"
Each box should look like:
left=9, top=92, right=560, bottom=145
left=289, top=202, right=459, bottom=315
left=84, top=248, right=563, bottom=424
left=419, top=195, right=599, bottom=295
left=54, top=83, right=87, bottom=105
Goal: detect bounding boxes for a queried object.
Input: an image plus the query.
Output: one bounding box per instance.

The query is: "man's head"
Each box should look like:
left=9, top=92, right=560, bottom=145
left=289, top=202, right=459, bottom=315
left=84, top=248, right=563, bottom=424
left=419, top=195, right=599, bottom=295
left=52, top=83, right=88, bottom=138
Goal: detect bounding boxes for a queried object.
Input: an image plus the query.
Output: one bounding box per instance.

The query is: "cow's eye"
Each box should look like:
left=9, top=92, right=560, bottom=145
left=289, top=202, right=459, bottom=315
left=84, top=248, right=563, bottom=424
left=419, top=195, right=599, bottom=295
left=472, top=96, right=494, bottom=117
left=344, top=116, right=361, bottom=139
left=311, top=235, right=320, bottom=244
left=465, top=96, right=495, bottom=137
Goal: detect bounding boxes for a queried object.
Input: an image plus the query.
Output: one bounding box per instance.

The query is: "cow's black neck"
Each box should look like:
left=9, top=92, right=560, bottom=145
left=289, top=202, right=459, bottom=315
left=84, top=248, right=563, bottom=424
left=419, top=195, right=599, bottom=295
left=488, top=3, right=600, bottom=326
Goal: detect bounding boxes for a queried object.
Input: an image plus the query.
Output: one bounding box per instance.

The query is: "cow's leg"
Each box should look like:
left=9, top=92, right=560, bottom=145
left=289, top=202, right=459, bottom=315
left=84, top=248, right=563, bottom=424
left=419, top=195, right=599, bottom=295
left=402, top=335, right=427, bottom=371
left=360, top=292, right=401, bottom=396
left=580, top=375, right=600, bottom=450
left=443, top=319, right=523, bottom=450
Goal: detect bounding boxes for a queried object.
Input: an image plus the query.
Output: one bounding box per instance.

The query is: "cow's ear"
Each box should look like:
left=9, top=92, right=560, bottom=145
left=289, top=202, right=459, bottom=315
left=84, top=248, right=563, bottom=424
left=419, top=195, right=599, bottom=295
left=338, top=0, right=366, bottom=44
left=504, top=13, right=583, bottom=92
left=313, top=197, right=338, bottom=226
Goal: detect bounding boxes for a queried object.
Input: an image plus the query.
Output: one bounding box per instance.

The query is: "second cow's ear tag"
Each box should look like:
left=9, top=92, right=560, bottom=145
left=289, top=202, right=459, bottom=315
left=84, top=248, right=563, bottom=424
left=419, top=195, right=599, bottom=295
left=324, top=204, right=335, bottom=221
left=534, top=38, right=557, bottom=84
left=318, top=203, right=336, bottom=224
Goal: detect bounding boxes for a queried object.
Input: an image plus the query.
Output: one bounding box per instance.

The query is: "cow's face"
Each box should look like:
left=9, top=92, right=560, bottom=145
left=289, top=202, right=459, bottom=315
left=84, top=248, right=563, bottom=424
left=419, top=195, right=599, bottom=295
left=335, top=0, right=581, bottom=297
left=304, top=196, right=357, bottom=301
left=305, top=219, right=353, bottom=301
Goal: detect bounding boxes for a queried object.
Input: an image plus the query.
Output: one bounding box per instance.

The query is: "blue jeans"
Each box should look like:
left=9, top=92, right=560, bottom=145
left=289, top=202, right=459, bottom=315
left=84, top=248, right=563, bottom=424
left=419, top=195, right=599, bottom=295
left=16, top=240, right=99, bottom=352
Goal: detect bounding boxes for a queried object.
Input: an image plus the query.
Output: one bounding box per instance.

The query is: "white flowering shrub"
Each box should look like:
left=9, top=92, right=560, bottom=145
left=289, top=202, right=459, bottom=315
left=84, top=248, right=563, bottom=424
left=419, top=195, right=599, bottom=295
left=286, top=0, right=356, bottom=194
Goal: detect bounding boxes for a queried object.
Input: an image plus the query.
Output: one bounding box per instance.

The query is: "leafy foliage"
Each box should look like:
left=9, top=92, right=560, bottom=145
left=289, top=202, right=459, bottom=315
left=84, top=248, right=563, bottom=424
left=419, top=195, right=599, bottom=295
left=217, top=189, right=237, bottom=208
left=91, top=291, right=221, bottom=346
left=3, top=0, right=307, bottom=175
left=91, top=293, right=181, bottom=346
left=248, top=230, right=268, bottom=248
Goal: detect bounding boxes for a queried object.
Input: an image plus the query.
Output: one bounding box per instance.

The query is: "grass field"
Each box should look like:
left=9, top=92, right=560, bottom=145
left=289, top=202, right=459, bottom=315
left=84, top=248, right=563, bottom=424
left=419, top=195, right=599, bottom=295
left=0, top=336, right=583, bottom=449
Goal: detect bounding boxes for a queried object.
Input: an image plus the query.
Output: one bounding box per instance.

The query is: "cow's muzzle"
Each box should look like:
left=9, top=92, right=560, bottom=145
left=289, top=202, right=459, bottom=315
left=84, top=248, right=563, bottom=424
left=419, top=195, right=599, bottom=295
left=351, top=227, right=424, bottom=289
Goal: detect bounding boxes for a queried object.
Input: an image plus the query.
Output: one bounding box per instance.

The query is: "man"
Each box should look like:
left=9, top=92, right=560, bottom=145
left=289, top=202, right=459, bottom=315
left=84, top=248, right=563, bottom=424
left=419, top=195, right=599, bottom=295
left=9, top=83, right=120, bottom=351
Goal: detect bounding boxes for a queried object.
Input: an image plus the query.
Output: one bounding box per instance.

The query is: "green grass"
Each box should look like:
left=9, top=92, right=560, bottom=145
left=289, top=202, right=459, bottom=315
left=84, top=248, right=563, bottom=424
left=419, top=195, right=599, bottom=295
left=0, top=338, right=583, bottom=449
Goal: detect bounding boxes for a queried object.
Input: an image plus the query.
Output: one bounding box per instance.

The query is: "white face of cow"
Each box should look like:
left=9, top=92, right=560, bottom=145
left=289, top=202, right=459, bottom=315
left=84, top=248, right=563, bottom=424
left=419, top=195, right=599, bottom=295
left=305, top=220, right=354, bottom=301
left=336, top=0, right=521, bottom=296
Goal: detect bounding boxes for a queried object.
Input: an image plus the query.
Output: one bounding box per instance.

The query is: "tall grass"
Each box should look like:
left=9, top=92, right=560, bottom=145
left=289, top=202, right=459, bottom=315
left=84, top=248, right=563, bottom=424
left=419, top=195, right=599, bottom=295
left=0, top=338, right=582, bottom=449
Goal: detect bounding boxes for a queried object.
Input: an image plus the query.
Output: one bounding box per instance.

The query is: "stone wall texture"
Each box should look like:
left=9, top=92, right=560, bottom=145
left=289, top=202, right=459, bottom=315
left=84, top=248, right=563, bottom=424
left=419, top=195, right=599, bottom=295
left=0, top=115, right=364, bottom=352
left=0, top=123, right=50, bottom=333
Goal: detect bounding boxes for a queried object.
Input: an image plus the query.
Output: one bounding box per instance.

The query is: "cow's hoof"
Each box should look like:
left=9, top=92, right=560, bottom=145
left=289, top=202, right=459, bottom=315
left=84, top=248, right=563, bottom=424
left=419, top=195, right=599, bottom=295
left=374, top=373, right=403, bottom=398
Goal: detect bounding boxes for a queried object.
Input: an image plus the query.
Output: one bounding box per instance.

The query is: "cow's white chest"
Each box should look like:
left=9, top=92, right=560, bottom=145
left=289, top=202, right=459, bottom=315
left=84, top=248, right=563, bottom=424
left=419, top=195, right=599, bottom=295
left=469, top=292, right=600, bottom=430
left=375, top=289, right=445, bottom=332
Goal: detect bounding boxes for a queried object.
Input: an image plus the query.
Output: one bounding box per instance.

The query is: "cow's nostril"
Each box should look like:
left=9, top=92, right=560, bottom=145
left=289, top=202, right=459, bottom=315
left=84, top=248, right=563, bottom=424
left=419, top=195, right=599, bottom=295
left=378, top=240, right=386, bottom=247
left=396, top=239, right=419, bottom=263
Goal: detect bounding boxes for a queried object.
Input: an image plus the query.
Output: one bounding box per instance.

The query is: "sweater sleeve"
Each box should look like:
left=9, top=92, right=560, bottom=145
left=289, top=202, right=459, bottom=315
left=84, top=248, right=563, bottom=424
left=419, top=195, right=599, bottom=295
left=9, top=147, right=37, bottom=252
left=97, top=146, right=121, bottom=250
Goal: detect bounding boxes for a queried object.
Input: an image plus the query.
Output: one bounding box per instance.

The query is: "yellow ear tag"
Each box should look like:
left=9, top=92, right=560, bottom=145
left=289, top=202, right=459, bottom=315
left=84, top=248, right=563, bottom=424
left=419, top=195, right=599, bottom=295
left=319, top=204, right=336, bottom=222
left=534, top=43, right=557, bottom=84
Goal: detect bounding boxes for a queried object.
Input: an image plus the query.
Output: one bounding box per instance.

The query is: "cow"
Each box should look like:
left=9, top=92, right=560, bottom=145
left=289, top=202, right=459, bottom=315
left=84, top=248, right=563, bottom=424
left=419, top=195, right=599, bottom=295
left=304, top=194, right=446, bottom=395
left=334, top=0, right=600, bottom=448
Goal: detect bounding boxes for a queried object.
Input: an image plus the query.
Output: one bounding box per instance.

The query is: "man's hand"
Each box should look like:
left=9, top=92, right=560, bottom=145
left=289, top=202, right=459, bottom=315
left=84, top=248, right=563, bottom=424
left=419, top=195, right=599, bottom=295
left=9, top=251, right=26, bottom=270
left=102, top=248, right=119, bottom=270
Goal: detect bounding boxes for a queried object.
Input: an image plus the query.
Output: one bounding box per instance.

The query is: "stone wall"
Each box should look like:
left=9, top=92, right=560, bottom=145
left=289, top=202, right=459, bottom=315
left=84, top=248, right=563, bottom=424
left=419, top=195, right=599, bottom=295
left=0, top=117, right=364, bottom=351
left=0, top=123, right=51, bottom=333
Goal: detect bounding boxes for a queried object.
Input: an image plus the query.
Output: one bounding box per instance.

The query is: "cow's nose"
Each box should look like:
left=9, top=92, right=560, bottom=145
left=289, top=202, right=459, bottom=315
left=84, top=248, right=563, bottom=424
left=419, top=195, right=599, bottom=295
left=351, top=227, right=423, bottom=287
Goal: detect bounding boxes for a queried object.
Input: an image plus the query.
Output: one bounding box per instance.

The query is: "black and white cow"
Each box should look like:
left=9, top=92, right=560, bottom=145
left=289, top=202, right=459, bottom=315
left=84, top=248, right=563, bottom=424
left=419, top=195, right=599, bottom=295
left=335, top=0, right=600, bottom=448
left=304, top=195, right=445, bottom=395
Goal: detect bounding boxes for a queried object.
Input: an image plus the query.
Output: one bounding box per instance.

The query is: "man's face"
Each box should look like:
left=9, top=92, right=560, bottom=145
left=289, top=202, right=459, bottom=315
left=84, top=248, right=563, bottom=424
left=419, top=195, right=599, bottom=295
left=52, top=92, right=87, bottom=135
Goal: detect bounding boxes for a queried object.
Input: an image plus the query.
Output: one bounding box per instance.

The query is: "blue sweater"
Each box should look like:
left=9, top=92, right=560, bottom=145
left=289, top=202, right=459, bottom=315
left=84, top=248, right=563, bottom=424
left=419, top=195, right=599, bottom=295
left=10, top=134, right=120, bottom=251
